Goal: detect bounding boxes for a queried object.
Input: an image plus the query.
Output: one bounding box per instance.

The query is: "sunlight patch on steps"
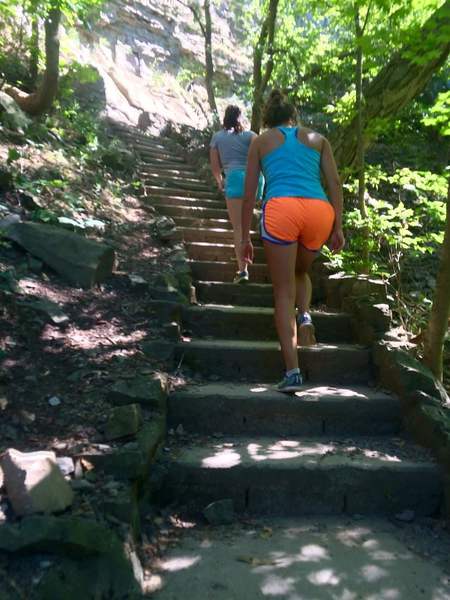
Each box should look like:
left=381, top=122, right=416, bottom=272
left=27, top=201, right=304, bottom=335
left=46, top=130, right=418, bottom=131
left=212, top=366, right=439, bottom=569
left=159, top=554, right=201, bottom=572
left=202, top=448, right=241, bottom=468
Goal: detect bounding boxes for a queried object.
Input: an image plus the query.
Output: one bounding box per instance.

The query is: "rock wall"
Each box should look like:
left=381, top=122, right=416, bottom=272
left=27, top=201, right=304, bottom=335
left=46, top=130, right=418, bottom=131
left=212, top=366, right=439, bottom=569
left=68, top=0, right=251, bottom=131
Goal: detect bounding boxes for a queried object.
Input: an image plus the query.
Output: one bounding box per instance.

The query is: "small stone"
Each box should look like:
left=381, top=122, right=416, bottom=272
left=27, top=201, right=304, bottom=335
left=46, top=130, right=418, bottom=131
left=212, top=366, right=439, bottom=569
left=395, top=510, right=415, bottom=523
left=1, top=449, right=74, bottom=516
left=175, top=424, right=184, bottom=435
left=203, top=499, right=235, bottom=525
left=48, top=396, right=61, bottom=407
left=56, top=457, right=74, bottom=477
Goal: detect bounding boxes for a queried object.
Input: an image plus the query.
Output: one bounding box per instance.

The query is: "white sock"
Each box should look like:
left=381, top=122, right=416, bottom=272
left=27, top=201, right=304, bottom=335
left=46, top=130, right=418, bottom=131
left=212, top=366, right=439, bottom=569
left=286, top=368, right=300, bottom=377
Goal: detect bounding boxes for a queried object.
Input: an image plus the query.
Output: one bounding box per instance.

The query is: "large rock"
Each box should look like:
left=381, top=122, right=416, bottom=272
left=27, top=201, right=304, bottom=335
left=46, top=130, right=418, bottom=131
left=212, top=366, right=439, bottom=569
left=374, top=341, right=449, bottom=407
left=104, top=404, right=143, bottom=441
left=0, top=91, right=31, bottom=132
left=109, top=373, right=168, bottom=411
left=1, top=449, right=74, bottom=516
left=5, top=222, right=115, bottom=287
left=0, top=516, right=142, bottom=598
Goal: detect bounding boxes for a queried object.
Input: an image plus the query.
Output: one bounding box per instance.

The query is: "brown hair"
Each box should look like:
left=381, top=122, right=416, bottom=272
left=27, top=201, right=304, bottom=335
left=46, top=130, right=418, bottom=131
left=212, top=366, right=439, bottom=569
left=223, top=105, right=243, bottom=133
left=262, top=89, right=297, bottom=128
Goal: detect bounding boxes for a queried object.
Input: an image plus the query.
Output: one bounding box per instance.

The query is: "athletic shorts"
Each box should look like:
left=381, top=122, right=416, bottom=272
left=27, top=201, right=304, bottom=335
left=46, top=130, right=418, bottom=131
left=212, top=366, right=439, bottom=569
left=261, top=197, right=335, bottom=251
left=225, top=169, right=264, bottom=200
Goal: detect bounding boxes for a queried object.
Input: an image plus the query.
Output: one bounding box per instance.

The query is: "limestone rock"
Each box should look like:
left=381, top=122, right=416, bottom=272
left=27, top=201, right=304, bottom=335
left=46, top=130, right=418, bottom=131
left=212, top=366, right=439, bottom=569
left=104, top=404, right=143, bottom=441
left=203, top=499, right=235, bottom=525
left=5, top=222, right=115, bottom=288
left=0, top=91, right=31, bottom=132
left=0, top=516, right=142, bottom=597
left=109, top=373, right=168, bottom=410
left=1, top=449, right=74, bottom=516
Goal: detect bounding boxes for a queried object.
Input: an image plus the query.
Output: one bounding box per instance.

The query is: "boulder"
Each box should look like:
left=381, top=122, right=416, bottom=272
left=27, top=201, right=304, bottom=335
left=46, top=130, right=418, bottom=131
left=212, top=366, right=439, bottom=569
left=104, top=404, right=143, bottom=441
left=0, top=516, right=142, bottom=598
left=109, top=373, right=168, bottom=411
left=1, top=449, right=74, bottom=516
left=374, top=341, right=450, bottom=407
left=0, top=91, right=31, bottom=132
left=5, top=222, right=115, bottom=288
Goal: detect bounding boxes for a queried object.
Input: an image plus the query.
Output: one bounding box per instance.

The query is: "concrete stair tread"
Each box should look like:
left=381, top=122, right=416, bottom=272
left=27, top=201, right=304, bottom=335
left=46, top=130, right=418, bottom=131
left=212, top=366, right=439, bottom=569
left=169, top=383, right=400, bottom=435
left=178, top=340, right=364, bottom=352
left=181, top=305, right=353, bottom=343
left=170, top=434, right=436, bottom=469
left=147, top=195, right=222, bottom=205
left=164, top=434, right=441, bottom=515
left=184, top=304, right=346, bottom=318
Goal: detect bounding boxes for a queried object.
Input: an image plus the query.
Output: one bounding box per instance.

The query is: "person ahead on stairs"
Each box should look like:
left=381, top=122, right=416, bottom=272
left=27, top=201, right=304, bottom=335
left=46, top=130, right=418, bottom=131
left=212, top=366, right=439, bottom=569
left=210, top=105, right=264, bottom=284
left=241, top=90, right=345, bottom=392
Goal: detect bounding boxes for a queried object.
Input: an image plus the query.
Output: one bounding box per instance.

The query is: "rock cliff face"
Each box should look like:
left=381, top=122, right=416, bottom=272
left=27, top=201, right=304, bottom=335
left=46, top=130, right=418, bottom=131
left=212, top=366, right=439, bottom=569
left=71, top=0, right=251, bottom=130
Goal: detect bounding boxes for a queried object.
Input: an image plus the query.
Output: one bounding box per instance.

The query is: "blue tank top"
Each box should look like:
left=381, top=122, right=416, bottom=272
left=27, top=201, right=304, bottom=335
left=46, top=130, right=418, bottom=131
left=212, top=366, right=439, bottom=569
left=261, top=126, right=328, bottom=202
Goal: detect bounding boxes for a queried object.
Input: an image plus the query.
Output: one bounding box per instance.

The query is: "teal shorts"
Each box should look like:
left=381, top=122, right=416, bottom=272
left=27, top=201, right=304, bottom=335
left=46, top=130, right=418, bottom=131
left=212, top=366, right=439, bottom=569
left=225, top=169, right=264, bottom=200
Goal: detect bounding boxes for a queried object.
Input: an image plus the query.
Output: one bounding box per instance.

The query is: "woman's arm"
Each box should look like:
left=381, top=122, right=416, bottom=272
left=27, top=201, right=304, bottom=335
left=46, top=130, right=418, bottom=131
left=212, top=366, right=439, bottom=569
left=209, top=148, right=224, bottom=192
left=321, top=138, right=345, bottom=252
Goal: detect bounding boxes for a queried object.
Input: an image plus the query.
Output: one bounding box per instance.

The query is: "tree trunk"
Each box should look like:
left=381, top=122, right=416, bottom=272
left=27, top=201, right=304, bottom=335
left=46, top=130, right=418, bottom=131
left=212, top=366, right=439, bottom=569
left=423, top=182, right=450, bottom=381
left=355, top=5, right=369, bottom=273
left=203, top=0, right=219, bottom=124
left=250, top=0, right=280, bottom=133
left=5, top=8, right=61, bottom=116
left=333, top=0, right=450, bottom=171
left=29, top=16, right=40, bottom=87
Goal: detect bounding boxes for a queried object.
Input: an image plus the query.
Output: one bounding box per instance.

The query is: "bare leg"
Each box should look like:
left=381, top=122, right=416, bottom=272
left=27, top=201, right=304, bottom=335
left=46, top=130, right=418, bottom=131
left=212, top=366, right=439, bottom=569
left=226, top=198, right=246, bottom=272
left=295, top=246, right=318, bottom=346
left=264, top=241, right=298, bottom=371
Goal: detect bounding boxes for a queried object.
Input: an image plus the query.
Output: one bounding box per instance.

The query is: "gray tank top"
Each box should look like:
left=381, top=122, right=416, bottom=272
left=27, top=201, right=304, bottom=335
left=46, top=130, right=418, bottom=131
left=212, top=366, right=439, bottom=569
left=210, top=129, right=256, bottom=174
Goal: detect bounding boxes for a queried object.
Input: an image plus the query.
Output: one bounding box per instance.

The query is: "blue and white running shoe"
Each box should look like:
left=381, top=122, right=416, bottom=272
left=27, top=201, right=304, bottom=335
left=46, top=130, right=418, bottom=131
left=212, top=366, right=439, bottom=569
left=277, top=371, right=304, bottom=393
left=297, top=311, right=316, bottom=346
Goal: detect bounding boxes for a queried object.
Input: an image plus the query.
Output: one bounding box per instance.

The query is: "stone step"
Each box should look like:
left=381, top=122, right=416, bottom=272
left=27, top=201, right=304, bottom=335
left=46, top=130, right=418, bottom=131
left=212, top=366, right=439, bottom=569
left=185, top=242, right=266, bottom=264
left=176, top=340, right=371, bottom=383
left=110, top=131, right=170, bottom=153
left=189, top=260, right=270, bottom=284
left=142, top=175, right=211, bottom=192
left=144, top=185, right=220, bottom=200
left=178, top=226, right=260, bottom=244
left=162, top=435, right=441, bottom=516
left=195, top=281, right=273, bottom=306
left=169, top=383, right=401, bottom=436
left=139, top=163, right=199, bottom=176
left=181, top=305, right=352, bottom=342
left=194, top=280, right=324, bottom=306
left=138, top=156, right=193, bottom=170
left=144, top=516, right=450, bottom=599
left=144, top=195, right=224, bottom=210
left=153, top=204, right=231, bottom=221
left=174, top=218, right=232, bottom=230
left=136, top=147, right=186, bottom=163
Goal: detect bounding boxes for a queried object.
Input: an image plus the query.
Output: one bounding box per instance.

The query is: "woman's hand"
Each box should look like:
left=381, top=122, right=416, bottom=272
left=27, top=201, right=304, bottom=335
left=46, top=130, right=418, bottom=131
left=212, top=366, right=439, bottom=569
left=241, top=240, right=254, bottom=265
left=328, top=226, right=345, bottom=253
left=215, top=176, right=224, bottom=192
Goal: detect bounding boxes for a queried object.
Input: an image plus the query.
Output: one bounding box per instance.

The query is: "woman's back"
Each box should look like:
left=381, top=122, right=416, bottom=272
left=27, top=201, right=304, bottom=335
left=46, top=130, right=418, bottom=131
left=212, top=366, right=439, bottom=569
left=259, top=126, right=327, bottom=202
left=210, top=129, right=255, bottom=174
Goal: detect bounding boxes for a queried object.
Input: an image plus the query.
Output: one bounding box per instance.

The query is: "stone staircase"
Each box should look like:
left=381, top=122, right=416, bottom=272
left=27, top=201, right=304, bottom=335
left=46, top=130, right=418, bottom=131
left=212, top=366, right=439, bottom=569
left=110, top=122, right=442, bottom=519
